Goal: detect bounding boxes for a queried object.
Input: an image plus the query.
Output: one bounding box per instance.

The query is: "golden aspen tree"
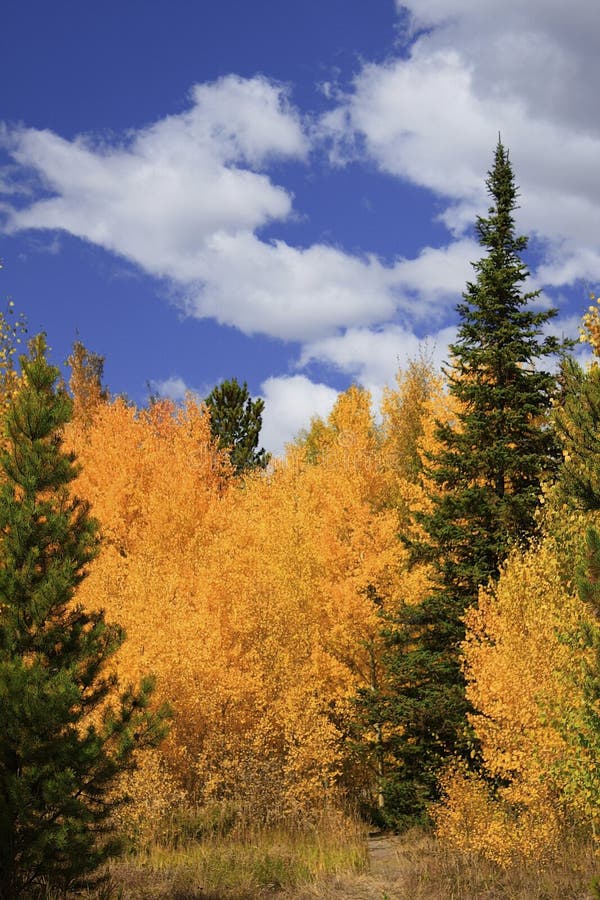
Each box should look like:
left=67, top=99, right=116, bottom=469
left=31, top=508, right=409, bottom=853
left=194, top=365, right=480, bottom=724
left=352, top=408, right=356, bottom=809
left=62, top=378, right=437, bottom=824
left=193, top=385, right=414, bottom=818
left=66, top=396, right=233, bottom=798
left=67, top=341, right=108, bottom=427
left=0, top=298, right=26, bottom=410
left=434, top=533, right=588, bottom=865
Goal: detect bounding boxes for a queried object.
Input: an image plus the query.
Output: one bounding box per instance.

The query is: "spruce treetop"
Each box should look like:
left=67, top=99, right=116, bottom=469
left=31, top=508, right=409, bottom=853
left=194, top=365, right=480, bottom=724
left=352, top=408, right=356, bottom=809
left=364, top=141, right=569, bottom=830
left=205, top=378, right=269, bottom=474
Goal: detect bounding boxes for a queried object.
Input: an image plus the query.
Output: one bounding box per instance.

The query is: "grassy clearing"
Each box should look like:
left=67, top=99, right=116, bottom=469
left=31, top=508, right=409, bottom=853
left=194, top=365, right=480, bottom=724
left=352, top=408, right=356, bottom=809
left=96, top=806, right=368, bottom=899
left=279, top=831, right=598, bottom=899
left=299, top=828, right=599, bottom=900
left=47, top=810, right=600, bottom=898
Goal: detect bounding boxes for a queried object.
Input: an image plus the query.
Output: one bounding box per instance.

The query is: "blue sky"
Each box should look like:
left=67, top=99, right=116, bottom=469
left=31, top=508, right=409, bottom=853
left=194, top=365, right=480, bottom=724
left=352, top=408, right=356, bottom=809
left=1, top=1, right=599, bottom=453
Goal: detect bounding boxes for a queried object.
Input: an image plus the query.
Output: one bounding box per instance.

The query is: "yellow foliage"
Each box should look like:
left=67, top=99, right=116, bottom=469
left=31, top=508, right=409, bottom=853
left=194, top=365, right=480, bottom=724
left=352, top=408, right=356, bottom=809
left=193, top=386, right=409, bottom=814
left=66, top=397, right=233, bottom=782
left=436, top=537, right=591, bottom=863
left=0, top=301, right=26, bottom=411
left=580, top=294, right=600, bottom=357
left=66, top=382, right=434, bottom=820
left=67, top=341, right=108, bottom=426
left=435, top=764, right=565, bottom=868
left=110, top=750, right=187, bottom=846
left=380, top=355, right=444, bottom=488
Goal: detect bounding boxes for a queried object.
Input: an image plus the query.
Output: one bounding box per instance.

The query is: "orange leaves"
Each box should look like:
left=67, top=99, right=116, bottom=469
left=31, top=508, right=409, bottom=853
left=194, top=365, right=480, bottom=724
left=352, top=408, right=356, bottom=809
left=67, top=397, right=231, bottom=559
left=63, top=374, right=439, bottom=818
left=67, top=342, right=108, bottom=427
left=0, top=302, right=26, bottom=412
left=436, top=537, right=591, bottom=863
left=581, top=294, right=600, bottom=358
left=66, top=397, right=233, bottom=779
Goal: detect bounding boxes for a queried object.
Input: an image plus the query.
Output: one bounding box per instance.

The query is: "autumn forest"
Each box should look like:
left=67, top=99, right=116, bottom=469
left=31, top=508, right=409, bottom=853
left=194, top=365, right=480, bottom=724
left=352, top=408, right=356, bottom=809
left=4, top=143, right=600, bottom=897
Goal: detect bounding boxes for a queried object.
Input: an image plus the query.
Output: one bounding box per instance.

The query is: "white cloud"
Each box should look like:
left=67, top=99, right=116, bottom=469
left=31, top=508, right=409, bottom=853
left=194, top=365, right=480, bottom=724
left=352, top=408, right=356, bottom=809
left=323, top=1, right=600, bottom=285
left=0, top=72, right=474, bottom=342
left=176, top=233, right=477, bottom=340
left=389, top=238, right=478, bottom=299
left=260, top=374, right=339, bottom=456
left=180, top=233, right=398, bottom=340
left=300, top=323, right=457, bottom=404
left=323, top=49, right=600, bottom=244
left=3, top=75, right=303, bottom=271
left=534, top=248, right=600, bottom=291
left=150, top=375, right=192, bottom=402
left=0, top=75, right=480, bottom=342
left=401, top=0, right=600, bottom=132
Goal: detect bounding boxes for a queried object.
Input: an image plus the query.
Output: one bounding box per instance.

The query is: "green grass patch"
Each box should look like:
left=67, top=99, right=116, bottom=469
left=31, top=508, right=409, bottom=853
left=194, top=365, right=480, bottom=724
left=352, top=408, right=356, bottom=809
left=97, top=806, right=368, bottom=898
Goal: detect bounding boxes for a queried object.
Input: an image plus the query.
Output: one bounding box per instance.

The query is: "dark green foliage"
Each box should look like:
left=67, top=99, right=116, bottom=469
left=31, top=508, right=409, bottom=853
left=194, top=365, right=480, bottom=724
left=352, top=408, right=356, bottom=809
left=0, top=335, right=169, bottom=898
left=569, top=525, right=600, bottom=802
left=550, top=352, right=600, bottom=822
left=366, top=142, right=566, bottom=829
left=554, top=357, right=600, bottom=511
left=205, top=378, right=269, bottom=474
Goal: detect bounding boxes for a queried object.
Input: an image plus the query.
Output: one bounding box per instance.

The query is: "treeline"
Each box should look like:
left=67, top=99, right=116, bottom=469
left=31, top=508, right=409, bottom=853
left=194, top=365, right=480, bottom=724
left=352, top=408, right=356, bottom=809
left=2, top=141, right=600, bottom=894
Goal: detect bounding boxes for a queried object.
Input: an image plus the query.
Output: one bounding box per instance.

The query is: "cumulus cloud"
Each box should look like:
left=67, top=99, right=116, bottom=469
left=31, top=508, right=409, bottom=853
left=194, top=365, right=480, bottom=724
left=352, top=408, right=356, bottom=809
left=0, top=72, right=468, bottom=342
left=149, top=376, right=192, bottom=402
left=180, top=234, right=398, bottom=340
left=176, top=234, right=477, bottom=340
left=323, top=0, right=600, bottom=284
left=2, top=76, right=304, bottom=274
left=322, top=49, right=600, bottom=244
left=0, top=73, right=479, bottom=342
left=300, top=323, right=457, bottom=404
left=260, top=374, right=339, bottom=456
left=402, top=0, right=600, bottom=131
left=534, top=248, right=600, bottom=291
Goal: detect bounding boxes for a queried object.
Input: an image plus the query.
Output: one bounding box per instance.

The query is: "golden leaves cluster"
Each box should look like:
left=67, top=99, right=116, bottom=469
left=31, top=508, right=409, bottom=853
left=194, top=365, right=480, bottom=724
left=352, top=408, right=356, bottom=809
left=581, top=293, right=600, bottom=358
left=435, top=535, right=590, bottom=864
left=65, top=371, right=436, bottom=821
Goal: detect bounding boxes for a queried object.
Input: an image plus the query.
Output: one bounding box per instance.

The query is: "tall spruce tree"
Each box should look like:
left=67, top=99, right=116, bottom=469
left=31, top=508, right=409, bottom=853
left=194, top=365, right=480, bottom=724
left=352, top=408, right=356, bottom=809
left=364, top=142, right=566, bottom=828
left=0, top=335, right=168, bottom=898
left=205, top=378, right=269, bottom=474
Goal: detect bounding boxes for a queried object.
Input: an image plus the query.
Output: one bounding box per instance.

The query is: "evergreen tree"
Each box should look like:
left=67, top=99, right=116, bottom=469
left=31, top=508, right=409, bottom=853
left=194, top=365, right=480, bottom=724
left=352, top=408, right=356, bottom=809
left=367, top=142, right=567, bottom=828
left=554, top=356, right=600, bottom=511
left=0, top=335, right=168, bottom=898
left=205, top=378, right=269, bottom=473
left=553, top=353, right=600, bottom=816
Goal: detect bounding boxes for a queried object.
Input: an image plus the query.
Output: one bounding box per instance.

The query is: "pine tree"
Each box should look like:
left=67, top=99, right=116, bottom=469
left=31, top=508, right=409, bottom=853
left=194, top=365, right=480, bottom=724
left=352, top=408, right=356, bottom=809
left=0, top=335, right=168, bottom=898
left=205, top=378, right=269, bottom=473
left=370, top=142, right=567, bottom=828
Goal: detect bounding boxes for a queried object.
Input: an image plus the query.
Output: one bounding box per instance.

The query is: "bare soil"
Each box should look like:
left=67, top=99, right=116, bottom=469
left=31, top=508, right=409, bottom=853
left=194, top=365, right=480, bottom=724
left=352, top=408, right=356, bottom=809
left=282, top=832, right=409, bottom=899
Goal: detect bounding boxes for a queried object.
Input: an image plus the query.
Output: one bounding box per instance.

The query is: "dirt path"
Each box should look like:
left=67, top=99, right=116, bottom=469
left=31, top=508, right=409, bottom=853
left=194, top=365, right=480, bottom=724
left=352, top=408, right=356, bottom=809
left=286, top=833, right=409, bottom=898
left=367, top=831, right=404, bottom=879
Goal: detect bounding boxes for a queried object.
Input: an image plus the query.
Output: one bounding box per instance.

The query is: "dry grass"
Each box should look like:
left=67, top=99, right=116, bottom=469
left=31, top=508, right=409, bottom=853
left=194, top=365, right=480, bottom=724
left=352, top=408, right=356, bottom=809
left=288, top=828, right=599, bottom=900
left=94, top=805, right=368, bottom=899
left=54, top=811, right=600, bottom=898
